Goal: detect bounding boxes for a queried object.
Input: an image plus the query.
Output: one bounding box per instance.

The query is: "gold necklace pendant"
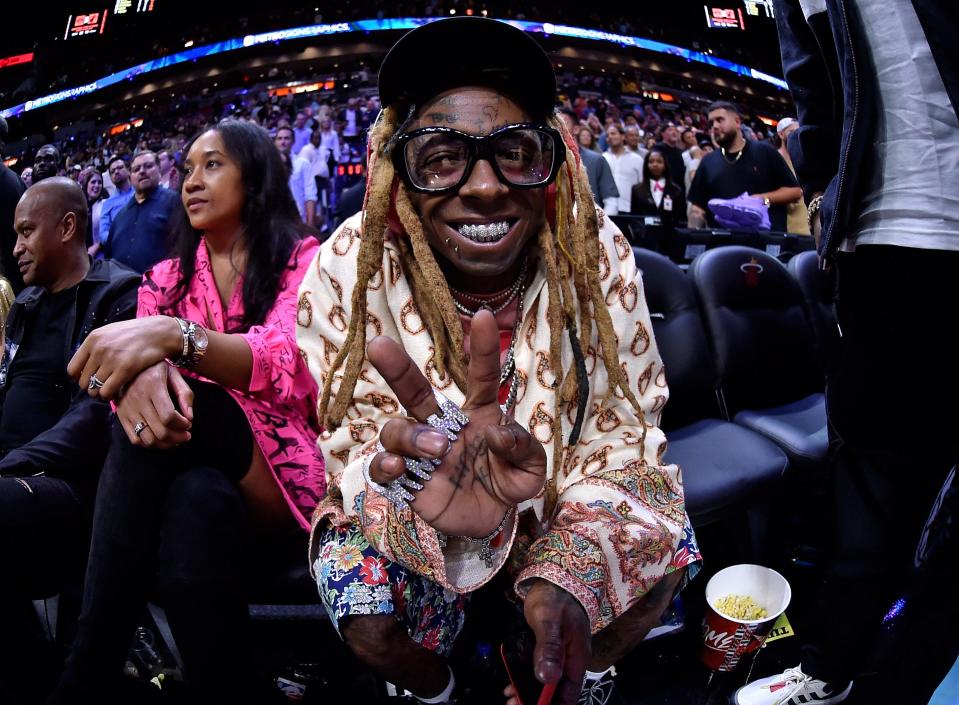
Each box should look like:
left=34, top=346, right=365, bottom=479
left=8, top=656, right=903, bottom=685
left=721, top=146, right=744, bottom=164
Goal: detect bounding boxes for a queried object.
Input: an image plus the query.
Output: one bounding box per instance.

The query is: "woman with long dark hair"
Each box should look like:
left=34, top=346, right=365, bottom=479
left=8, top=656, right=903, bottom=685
left=50, top=119, right=325, bottom=704
left=630, top=148, right=687, bottom=225
left=78, top=166, right=106, bottom=253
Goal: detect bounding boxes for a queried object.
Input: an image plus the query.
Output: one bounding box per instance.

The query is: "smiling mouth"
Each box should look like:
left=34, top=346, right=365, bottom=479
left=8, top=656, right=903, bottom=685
left=453, top=220, right=515, bottom=244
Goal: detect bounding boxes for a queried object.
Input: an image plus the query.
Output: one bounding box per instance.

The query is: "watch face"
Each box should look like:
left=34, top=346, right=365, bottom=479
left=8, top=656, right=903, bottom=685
left=194, top=326, right=209, bottom=351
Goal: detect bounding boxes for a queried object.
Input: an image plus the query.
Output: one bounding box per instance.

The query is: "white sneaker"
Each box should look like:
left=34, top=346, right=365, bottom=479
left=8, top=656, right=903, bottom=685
left=733, top=666, right=852, bottom=705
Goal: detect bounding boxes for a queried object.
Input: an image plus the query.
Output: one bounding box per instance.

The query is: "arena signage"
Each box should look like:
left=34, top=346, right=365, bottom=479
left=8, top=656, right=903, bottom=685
left=0, top=53, right=35, bottom=70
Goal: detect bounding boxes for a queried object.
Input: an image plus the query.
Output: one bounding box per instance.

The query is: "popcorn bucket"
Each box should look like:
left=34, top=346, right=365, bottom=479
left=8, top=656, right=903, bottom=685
left=700, top=564, right=791, bottom=672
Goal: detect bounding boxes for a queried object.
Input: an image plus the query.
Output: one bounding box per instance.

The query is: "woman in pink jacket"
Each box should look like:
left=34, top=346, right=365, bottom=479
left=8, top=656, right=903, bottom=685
left=51, top=119, right=325, bottom=705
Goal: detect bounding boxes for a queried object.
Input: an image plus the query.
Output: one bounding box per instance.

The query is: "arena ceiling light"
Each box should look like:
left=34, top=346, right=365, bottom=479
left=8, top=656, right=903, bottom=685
left=1, top=16, right=788, bottom=120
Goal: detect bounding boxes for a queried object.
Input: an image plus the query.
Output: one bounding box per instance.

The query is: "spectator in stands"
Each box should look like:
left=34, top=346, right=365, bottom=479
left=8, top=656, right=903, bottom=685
left=157, top=148, right=181, bottom=192
left=559, top=109, right=619, bottom=214
left=19, top=168, right=33, bottom=189
left=338, top=97, right=365, bottom=144
left=576, top=125, right=598, bottom=151
left=732, top=2, right=959, bottom=704
left=298, top=128, right=331, bottom=228
left=0, top=117, right=26, bottom=293
left=687, top=101, right=801, bottom=231
left=603, top=123, right=645, bottom=215
left=624, top=124, right=647, bottom=159
left=292, top=110, right=312, bottom=155
left=630, top=148, right=686, bottom=225
left=0, top=178, right=139, bottom=705
left=50, top=119, right=325, bottom=705
left=654, top=123, right=686, bottom=187
left=775, top=117, right=810, bottom=235
left=98, top=156, right=134, bottom=246
left=32, top=145, right=61, bottom=184
left=298, top=18, right=699, bottom=705
left=274, top=125, right=317, bottom=226
left=318, top=117, right=342, bottom=164
left=103, top=152, right=179, bottom=273
left=77, top=166, right=106, bottom=252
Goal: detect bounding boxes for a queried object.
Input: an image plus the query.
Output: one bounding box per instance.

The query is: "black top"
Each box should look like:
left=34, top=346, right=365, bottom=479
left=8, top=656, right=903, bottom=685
left=653, top=143, right=686, bottom=187
left=0, top=164, right=26, bottom=292
left=687, top=140, right=799, bottom=232
left=104, top=187, right=179, bottom=273
left=630, top=179, right=687, bottom=226
left=0, top=284, right=78, bottom=450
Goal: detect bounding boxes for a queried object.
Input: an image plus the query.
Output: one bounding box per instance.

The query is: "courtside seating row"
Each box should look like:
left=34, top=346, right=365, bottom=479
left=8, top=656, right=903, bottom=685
left=635, top=246, right=837, bottom=550
left=610, top=214, right=817, bottom=267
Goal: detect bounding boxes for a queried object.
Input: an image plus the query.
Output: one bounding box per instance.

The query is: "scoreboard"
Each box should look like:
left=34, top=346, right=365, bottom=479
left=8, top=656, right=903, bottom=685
left=64, top=1, right=156, bottom=40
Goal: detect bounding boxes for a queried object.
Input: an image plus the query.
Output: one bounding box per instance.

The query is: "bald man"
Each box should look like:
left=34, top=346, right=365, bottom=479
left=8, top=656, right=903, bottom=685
left=0, top=178, right=139, bottom=703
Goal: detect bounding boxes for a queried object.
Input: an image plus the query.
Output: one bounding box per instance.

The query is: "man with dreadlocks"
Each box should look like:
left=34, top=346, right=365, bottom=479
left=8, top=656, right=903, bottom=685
left=297, top=18, right=700, bottom=705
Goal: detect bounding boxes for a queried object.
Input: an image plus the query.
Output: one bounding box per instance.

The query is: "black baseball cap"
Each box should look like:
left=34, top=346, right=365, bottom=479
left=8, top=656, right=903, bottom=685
left=378, top=18, right=556, bottom=119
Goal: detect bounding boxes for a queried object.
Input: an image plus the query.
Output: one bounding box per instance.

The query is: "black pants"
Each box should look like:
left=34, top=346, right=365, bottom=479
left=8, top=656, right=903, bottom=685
left=0, top=475, right=89, bottom=704
left=51, top=380, right=278, bottom=704
left=802, top=246, right=959, bottom=699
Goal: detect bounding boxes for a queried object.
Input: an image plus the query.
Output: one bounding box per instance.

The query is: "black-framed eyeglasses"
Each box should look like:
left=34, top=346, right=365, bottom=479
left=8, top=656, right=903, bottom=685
left=391, top=123, right=567, bottom=194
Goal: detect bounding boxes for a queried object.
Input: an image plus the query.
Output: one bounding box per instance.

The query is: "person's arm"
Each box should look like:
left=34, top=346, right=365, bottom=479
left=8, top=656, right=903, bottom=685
left=752, top=186, right=803, bottom=205
left=303, top=161, right=318, bottom=225
left=98, top=200, right=112, bottom=245
left=69, top=240, right=321, bottom=402
left=596, top=158, right=619, bottom=215
left=515, top=221, right=696, bottom=635
left=688, top=205, right=707, bottom=228
left=774, top=0, right=841, bottom=199
left=686, top=165, right=709, bottom=228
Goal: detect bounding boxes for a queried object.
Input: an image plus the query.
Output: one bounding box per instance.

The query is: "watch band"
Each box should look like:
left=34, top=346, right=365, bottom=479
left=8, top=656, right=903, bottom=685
left=173, top=317, right=190, bottom=364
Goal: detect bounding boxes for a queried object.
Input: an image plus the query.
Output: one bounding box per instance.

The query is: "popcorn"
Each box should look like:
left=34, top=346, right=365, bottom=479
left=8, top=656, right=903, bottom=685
left=715, top=594, right=768, bottom=621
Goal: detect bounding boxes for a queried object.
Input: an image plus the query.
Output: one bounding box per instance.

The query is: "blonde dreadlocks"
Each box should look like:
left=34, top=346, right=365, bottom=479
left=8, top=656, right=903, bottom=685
left=318, top=105, right=649, bottom=506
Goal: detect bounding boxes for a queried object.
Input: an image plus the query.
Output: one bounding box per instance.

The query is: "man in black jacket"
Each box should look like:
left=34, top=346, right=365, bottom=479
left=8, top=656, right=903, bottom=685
left=733, top=2, right=959, bottom=705
left=0, top=178, right=139, bottom=704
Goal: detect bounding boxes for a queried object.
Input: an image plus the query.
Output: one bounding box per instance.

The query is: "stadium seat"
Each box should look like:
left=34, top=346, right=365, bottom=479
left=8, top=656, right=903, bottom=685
left=689, top=246, right=827, bottom=472
left=633, top=247, right=788, bottom=529
left=788, top=250, right=839, bottom=374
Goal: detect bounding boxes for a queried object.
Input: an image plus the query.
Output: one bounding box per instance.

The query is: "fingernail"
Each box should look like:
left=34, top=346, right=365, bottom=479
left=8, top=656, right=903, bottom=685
left=415, top=430, right=449, bottom=456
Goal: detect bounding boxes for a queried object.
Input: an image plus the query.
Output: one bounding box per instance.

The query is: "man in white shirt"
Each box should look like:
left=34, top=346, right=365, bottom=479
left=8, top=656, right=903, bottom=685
left=298, top=129, right=331, bottom=228
left=624, top=125, right=647, bottom=161
left=274, top=126, right=317, bottom=226
left=603, top=124, right=644, bottom=215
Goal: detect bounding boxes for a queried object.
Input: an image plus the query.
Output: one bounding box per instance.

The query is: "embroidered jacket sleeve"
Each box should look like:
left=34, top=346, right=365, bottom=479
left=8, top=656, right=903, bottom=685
left=513, top=221, right=689, bottom=634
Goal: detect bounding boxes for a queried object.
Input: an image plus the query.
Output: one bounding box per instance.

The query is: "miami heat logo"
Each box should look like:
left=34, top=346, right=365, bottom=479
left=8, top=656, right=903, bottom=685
left=740, top=258, right=764, bottom=288
left=297, top=292, right=312, bottom=327
left=582, top=444, right=613, bottom=475
left=366, top=312, right=382, bottom=337
left=593, top=403, right=622, bottom=433
left=348, top=420, right=378, bottom=444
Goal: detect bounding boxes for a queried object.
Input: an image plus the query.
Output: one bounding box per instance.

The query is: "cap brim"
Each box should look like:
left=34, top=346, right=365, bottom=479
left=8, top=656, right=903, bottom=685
left=378, top=18, right=556, bottom=119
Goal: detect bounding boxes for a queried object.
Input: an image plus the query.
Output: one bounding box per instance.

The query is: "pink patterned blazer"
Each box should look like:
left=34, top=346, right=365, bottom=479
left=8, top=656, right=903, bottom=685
left=138, top=236, right=326, bottom=529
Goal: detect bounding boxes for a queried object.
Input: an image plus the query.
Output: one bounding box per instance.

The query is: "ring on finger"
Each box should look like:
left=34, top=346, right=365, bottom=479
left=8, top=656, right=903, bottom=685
left=88, top=373, right=105, bottom=390
left=133, top=420, right=149, bottom=438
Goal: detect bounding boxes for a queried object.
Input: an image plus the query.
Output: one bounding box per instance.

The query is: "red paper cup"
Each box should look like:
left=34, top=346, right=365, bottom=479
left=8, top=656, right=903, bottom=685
left=700, top=564, right=791, bottom=672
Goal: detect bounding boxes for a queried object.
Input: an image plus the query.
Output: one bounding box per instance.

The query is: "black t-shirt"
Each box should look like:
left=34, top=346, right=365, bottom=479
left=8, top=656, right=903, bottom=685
left=0, top=285, right=78, bottom=450
left=687, top=140, right=799, bottom=232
